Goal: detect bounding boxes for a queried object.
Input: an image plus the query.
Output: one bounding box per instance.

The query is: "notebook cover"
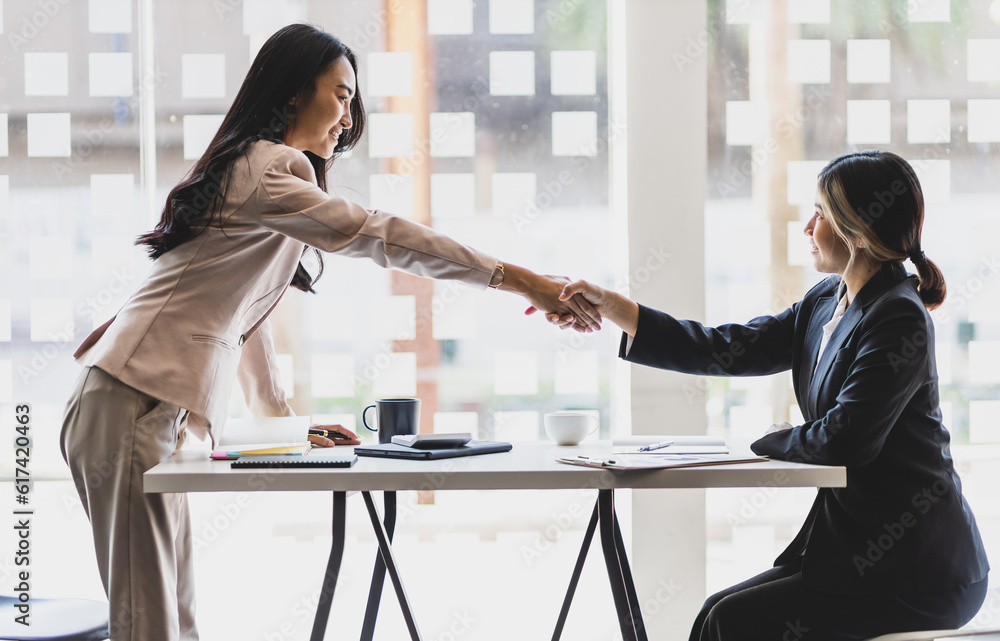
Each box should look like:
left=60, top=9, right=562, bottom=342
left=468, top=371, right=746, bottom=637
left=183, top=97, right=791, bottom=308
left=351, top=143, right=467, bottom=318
left=354, top=440, right=513, bottom=460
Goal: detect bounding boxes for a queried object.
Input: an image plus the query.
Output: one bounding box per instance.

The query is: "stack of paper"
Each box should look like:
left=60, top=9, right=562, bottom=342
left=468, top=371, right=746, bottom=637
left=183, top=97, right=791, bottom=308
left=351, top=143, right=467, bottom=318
left=557, top=453, right=768, bottom=470
left=215, top=416, right=312, bottom=456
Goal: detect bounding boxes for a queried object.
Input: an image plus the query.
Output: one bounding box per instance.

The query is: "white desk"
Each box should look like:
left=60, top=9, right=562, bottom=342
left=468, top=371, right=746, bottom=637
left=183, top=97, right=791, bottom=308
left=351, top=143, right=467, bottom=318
left=145, top=442, right=845, bottom=641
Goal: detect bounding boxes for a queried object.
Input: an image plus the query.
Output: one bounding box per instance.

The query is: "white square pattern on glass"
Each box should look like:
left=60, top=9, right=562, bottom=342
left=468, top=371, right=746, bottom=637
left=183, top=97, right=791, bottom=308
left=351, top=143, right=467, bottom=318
left=243, top=0, right=291, bottom=35
left=909, top=0, right=950, bottom=22
left=428, top=0, right=474, bottom=35
left=490, top=51, right=535, bottom=96
left=493, top=411, right=538, bottom=441
left=434, top=412, right=478, bottom=436
left=89, top=0, right=132, bottom=33
left=89, top=53, right=133, bottom=97
left=372, top=296, right=416, bottom=341
left=91, top=236, right=134, bottom=280
left=0, top=114, right=7, bottom=156
left=727, top=0, right=767, bottom=23
left=431, top=285, right=477, bottom=339
left=369, top=174, right=414, bottom=218
left=368, top=113, right=414, bottom=158
left=27, top=113, right=71, bottom=157
left=182, top=54, right=226, bottom=99
left=787, top=220, right=811, bottom=266
left=787, top=0, right=830, bottom=23
left=25, top=53, right=69, bottom=96
left=489, top=0, right=533, bottom=34
left=275, top=354, right=294, bottom=400
left=30, top=298, right=73, bottom=342
left=786, top=40, right=830, bottom=84
left=968, top=40, right=1000, bottom=82
left=786, top=160, right=828, bottom=205
left=0, top=176, right=8, bottom=217
left=492, top=172, right=536, bottom=218
left=494, top=351, right=539, bottom=395
left=91, top=174, right=134, bottom=218
left=430, top=173, right=475, bottom=218
left=310, top=354, right=355, bottom=398
left=31, top=237, right=73, bottom=280
left=430, top=112, right=475, bottom=157
left=726, top=101, right=769, bottom=146
left=551, top=51, right=597, bottom=95
left=907, top=100, right=950, bottom=144
left=372, top=352, right=417, bottom=397
left=846, top=40, right=890, bottom=84
left=967, top=100, right=1000, bottom=142
left=846, top=100, right=891, bottom=144
left=554, top=350, right=599, bottom=395
left=551, top=111, right=597, bottom=156
left=969, top=341, right=1000, bottom=384
left=969, top=401, right=1000, bottom=443
left=183, top=115, right=225, bottom=160
left=367, top=53, right=412, bottom=97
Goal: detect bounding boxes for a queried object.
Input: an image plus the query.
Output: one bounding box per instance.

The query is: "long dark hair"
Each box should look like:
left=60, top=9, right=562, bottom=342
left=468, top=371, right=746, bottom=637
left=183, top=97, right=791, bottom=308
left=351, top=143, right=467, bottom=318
left=137, top=24, right=366, bottom=292
left=817, top=150, right=946, bottom=310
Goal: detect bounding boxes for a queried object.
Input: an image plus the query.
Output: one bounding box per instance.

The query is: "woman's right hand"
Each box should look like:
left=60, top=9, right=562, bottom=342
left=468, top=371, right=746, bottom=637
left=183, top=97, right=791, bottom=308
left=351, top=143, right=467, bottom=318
left=551, top=280, right=640, bottom=337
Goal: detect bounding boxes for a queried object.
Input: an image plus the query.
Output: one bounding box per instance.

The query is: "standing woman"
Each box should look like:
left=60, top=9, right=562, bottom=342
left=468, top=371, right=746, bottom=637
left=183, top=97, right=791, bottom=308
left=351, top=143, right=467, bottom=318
left=61, top=24, right=599, bottom=641
left=553, top=151, right=989, bottom=640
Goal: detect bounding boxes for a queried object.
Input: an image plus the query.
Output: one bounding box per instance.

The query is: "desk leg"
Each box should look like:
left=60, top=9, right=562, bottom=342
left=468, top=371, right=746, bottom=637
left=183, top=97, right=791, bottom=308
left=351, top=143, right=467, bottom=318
left=598, top=489, right=641, bottom=641
left=551, top=502, right=599, bottom=641
left=360, top=491, right=396, bottom=641
left=612, top=499, right=647, bottom=641
left=310, top=491, right=347, bottom=641
left=362, top=491, right=422, bottom=640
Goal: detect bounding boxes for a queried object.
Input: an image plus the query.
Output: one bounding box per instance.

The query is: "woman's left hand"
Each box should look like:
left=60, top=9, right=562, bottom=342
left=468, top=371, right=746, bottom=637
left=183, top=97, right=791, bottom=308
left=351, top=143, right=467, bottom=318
left=308, top=424, right=361, bottom=447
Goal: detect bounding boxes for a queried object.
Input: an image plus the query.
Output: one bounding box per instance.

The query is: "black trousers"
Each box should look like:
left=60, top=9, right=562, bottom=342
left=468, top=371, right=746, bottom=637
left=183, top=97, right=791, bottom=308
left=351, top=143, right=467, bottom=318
left=690, top=558, right=988, bottom=641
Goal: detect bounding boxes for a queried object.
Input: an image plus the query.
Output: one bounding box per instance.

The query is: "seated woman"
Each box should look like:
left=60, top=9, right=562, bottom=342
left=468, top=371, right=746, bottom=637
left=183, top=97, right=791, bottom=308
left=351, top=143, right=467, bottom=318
left=551, top=150, right=989, bottom=640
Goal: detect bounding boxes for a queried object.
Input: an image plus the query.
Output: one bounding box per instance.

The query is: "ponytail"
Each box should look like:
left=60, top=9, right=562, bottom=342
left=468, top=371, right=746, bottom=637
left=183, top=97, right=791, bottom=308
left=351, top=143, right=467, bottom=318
left=911, top=252, right=946, bottom=310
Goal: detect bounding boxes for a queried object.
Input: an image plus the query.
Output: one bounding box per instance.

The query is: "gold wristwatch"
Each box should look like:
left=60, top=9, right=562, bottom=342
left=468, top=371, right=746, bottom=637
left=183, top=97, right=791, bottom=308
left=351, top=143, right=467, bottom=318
left=488, top=261, right=505, bottom=289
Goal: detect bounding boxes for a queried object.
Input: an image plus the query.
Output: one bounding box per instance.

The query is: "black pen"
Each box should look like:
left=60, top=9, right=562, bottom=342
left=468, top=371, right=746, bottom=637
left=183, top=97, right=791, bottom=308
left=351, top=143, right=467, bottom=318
left=309, top=428, right=349, bottom=439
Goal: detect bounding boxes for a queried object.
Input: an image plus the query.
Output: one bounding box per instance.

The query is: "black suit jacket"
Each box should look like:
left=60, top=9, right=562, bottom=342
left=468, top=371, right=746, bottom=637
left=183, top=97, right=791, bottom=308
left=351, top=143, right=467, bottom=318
left=621, top=262, right=988, bottom=595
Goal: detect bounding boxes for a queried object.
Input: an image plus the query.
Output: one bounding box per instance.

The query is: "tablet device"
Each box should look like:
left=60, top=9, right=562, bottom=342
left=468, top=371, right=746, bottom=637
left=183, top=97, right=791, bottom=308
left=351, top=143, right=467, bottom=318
left=355, top=440, right=512, bottom=460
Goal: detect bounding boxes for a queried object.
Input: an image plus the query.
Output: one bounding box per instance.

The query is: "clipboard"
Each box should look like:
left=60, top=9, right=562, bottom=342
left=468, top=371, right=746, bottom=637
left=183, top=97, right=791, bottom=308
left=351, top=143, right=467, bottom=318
left=557, top=453, right=768, bottom=470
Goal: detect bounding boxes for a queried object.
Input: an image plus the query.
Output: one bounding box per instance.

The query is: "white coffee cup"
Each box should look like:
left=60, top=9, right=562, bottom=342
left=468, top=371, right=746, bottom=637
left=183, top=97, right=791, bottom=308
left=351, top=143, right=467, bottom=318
left=544, top=411, right=599, bottom=446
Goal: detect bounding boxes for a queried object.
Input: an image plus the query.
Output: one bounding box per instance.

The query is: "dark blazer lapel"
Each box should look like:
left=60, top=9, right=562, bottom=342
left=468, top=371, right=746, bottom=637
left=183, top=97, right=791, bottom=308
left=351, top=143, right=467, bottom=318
left=801, top=293, right=837, bottom=418
left=807, top=262, right=910, bottom=412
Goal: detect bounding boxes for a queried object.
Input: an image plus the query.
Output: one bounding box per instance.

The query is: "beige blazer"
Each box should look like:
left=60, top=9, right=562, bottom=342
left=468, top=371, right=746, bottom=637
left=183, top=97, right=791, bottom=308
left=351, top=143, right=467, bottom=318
left=75, top=140, right=497, bottom=442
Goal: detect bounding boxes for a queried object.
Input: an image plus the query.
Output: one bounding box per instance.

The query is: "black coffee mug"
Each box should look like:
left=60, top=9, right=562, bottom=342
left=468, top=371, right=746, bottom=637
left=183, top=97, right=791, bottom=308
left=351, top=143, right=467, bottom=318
left=362, top=398, right=421, bottom=444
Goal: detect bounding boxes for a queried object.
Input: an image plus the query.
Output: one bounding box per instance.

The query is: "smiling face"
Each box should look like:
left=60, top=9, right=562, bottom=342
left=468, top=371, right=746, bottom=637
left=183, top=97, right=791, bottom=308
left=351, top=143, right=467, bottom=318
left=283, top=56, right=355, bottom=159
left=805, top=189, right=853, bottom=275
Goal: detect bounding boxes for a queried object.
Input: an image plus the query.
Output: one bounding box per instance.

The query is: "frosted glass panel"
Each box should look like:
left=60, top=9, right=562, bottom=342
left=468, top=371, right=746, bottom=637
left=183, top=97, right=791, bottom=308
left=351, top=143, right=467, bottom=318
left=969, top=401, right=1000, bottom=443
left=367, top=52, right=412, bottom=97
left=89, top=53, right=133, bottom=97
left=726, top=0, right=767, bottom=23
left=494, top=351, right=539, bottom=395
left=91, top=236, right=134, bottom=279
left=846, top=100, right=891, bottom=144
left=490, top=51, right=535, bottom=96
left=30, top=298, right=73, bottom=342
left=369, top=174, right=414, bottom=219
left=967, top=100, right=1000, bottom=142
left=551, top=51, right=597, bottom=95
left=91, top=174, right=135, bottom=218
left=726, top=101, right=769, bottom=146
left=183, top=114, right=224, bottom=160
left=787, top=0, right=830, bottom=23
left=551, top=111, right=597, bottom=157
left=243, top=0, right=290, bottom=34
left=786, top=161, right=828, bottom=205
left=0, top=301, right=10, bottom=342
left=431, top=284, right=477, bottom=340
left=182, top=54, right=226, bottom=99
left=0, top=176, right=8, bottom=217
left=912, top=160, right=950, bottom=202
left=309, top=297, right=353, bottom=340
left=25, top=53, right=69, bottom=96
left=434, top=412, right=478, bottom=435
left=275, top=354, right=294, bottom=399
left=492, top=172, right=536, bottom=218
left=430, top=112, right=475, bottom=157
left=909, top=0, right=950, bottom=22
left=311, top=354, right=355, bottom=398
left=730, top=405, right=772, bottom=439
left=371, top=352, right=417, bottom=397
left=27, top=113, right=71, bottom=157
left=372, top=296, right=416, bottom=341
left=0, top=362, right=11, bottom=403
left=968, top=40, right=1000, bottom=82
left=430, top=173, right=475, bottom=218
left=554, top=350, right=599, bottom=395
left=846, top=40, right=890, bottom=84
left=493, top=411, right=539, bottom=441
left=368, top=113, right=414, bottom=158
left=787, top=221, right=811, bottom=266
left=786, top=40, right=830, bottom=84
left=89, top=0, right=132, bottom=33
left=0, top=114, right=7, bottom=156
left=489, top=0, right=533, bottom=34
left=907, top=100, right=950, bottom=144
left=428, top=0, right=474, bottom=35
left=969, top=341, right=1000, bottom=383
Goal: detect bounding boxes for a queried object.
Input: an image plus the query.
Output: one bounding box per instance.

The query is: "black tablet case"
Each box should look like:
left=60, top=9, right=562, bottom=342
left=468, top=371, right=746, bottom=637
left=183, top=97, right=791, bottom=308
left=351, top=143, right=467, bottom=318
left=354, top=440, right=512, bottom=460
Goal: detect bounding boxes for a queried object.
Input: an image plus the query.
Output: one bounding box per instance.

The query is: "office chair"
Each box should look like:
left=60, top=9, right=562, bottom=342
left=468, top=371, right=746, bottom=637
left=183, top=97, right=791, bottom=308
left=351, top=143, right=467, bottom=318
left=868, top=629, right=1000, bottom=641
left=0, top=596, right=109, bottom=641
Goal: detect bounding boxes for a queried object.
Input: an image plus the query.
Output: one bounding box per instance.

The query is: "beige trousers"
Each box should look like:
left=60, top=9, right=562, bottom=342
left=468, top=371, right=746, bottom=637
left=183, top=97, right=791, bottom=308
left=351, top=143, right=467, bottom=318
left=60, top=366, right=198, bottom=641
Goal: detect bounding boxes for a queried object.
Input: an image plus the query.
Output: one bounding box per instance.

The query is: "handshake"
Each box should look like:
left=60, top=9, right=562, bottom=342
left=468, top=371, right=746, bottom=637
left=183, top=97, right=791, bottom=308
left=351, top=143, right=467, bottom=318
left=506, top=263, right=640, bottom=337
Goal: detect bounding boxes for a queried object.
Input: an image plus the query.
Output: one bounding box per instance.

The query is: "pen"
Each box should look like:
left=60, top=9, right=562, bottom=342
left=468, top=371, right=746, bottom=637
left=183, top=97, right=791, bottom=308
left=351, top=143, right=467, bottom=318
left=637, top=440, right=674, bottom=452
left=309, top=428, right=349, bottom=439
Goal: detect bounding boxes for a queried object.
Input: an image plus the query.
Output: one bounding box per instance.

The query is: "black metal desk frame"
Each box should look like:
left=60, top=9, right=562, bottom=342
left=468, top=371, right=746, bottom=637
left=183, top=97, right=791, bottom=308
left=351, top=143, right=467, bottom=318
left=307, top=489, right=647, bottom=641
